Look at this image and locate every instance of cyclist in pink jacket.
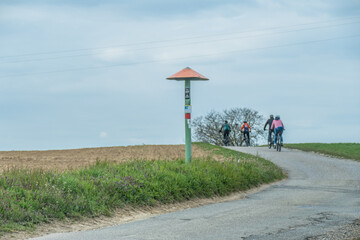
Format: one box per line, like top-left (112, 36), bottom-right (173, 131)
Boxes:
top-left (271, 115), bottom-right (285, 146)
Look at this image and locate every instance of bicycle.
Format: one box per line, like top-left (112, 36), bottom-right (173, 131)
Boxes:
top-left (224, 133), bottom-right (230, 146)
top-left (242, 131), bottom-right (250, 147)
top-left (268, 131), bottom-right (275, 149)
top-left (275, 129), bottom-right (283, 152)
top-left (220, 130), bottom-right (230, 146)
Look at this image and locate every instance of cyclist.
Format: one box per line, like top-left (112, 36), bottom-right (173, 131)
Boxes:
top-left (264, 115), bottom-right (275, 145)
top-left (219, 121), bottom-right (231, 144)
top-left (271, 115), bottom-right (285, 146)
top-left (241, 121), bottom-right (251, 146)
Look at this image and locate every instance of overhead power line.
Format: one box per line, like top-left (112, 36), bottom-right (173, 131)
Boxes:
top-left (0, 15), bottom-right (359, 60)
top-left (1, 34), bottom-right (359, 79)
top-left (1, 20), bottom-right (359, 64)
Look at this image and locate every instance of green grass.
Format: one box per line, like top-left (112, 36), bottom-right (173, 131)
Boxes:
top-left (285, 143), bottom-right (360, 161)
top-left (0, 143), bottom-right (285, 235)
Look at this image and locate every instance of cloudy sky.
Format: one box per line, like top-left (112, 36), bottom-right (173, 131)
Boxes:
top-left (0, 0), bottom-right (359, 150)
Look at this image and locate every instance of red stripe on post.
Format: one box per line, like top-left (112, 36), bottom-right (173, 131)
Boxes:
top-left (185, 113), bottom-right (191, 119)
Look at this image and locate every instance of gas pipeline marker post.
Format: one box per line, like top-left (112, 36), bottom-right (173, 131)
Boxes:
top-left (167, 67), bottom-right (209, 163)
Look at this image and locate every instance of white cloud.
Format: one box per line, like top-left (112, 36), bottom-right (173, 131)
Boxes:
top-left (99, 131), bottom-right (108, 138)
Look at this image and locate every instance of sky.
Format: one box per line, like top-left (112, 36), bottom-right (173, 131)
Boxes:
top-left (0, 0), bottom-right (359, 150)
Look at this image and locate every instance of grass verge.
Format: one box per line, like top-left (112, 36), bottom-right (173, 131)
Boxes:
top-left (0, 143), bottom-right (285, 235)
top-left (285, 143), bottom-right (360, 161)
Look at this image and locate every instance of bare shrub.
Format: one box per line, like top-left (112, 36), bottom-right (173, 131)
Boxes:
top-left (193, 107), bottom-right (266, 146)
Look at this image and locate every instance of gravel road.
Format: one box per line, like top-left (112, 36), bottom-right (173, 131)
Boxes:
top-left (30, 147), bottom-right (360, 240)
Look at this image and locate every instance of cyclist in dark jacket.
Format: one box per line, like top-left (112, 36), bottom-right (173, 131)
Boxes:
top-left (219, 121), bottom-right (231, 140)
top-left (264, 115), bottom-right (274, 144)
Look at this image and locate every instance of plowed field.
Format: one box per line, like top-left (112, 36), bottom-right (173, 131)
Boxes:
top-left (0, 145), bottom-right (223, 173)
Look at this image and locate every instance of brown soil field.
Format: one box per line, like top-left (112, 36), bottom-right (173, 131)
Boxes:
top-left (0, 144), bottom-right (225, 173)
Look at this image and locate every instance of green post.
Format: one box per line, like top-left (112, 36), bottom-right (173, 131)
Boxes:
top-left (185, 79), bottom-right (191, 163)
top-left (166, 67), bottom-right (208, 164)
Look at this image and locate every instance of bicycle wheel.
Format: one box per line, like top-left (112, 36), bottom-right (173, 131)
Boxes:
top-left (277, 134), bottom-right (281, 152)
top-left (224, 136), bottom-right (229, 146)
top-left (269, 133), bottom-right (273, 149)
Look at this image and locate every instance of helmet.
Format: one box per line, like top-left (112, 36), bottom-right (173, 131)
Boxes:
top-left (275, 115), bottom-right (280, 119)
top-left (270, 114), bottom-right (274, 118)
top-left (225, 120), bottom-right (228, 123)
top-left (243, 121), bottom-right (247, 123)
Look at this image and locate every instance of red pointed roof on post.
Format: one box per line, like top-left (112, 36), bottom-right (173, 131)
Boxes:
top-left (166, 67), bottom-right (209, 81)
